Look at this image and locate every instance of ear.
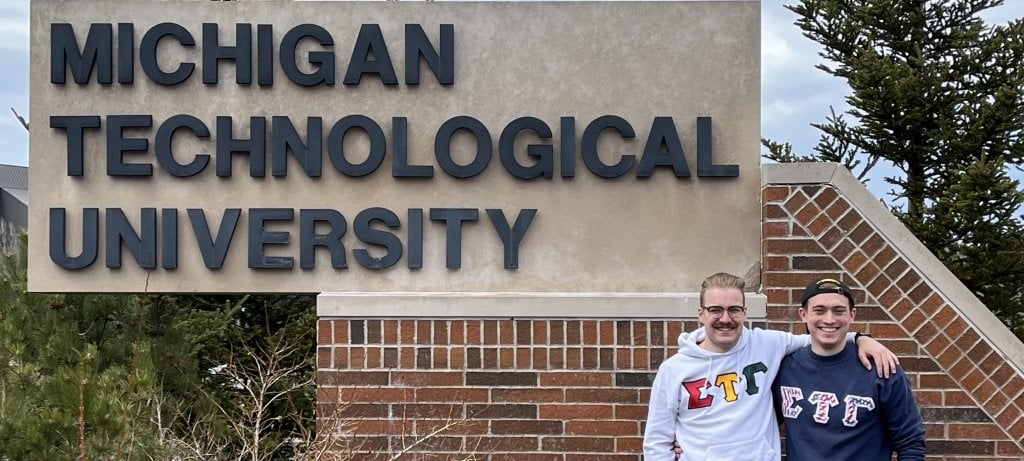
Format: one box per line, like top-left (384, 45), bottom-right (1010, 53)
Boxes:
top-left (850, 307), bottom-right (857, 322)
top-left (798, 307), bottom-right (808, 322)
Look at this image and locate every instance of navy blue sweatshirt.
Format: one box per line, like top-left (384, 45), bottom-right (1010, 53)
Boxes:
top-left (772, 344), bottom-right (926, 461)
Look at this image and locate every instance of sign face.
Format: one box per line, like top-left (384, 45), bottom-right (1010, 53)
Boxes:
top-left (29, 0), bottom-right (760, 294)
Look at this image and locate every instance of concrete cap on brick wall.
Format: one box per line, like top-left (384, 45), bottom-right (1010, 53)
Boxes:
top-left (318, 291), bottom-right (768, 320)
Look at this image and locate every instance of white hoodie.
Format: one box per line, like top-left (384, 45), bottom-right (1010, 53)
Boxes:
top-left (642, 327), bottom-right (813, 461)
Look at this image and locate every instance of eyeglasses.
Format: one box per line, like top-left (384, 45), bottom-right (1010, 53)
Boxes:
top-left (702, 305), bottom-right (746, 319)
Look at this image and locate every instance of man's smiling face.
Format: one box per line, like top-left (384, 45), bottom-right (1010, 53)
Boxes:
top-left (697, 287), bottom-right (746, 353)
top-left (800, 293), bottom-right (856, 355)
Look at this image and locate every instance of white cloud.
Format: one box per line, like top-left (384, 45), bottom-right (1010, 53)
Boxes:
top-left (0, 0), bottom-right (30, 53)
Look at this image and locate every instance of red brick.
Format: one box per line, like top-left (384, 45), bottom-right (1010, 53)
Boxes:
top-left (812, 186), bottom-right (839, 208)
top-left (500, 347), bottom-right (514, 369)
top-left (764, 221), bottom-right (791, 237)
top-left (466, 320), bottom-right (482, 345)
top-left (861, 234), bottom-right (886, 258)
top-left (633, 347), bottom-right (649, 369)
top-left (947, 423), bottom-right (1006, 439)
top-left (990, 363), bottom-right (1018, 388)
top-left (865, 273), bottom-right (891, 298)
top-left (996, 404), bottom-right (1021, 428)
top-left (908, 282), bottom-right (932, 304)
top-left (499, 319), bottom-right (515, 345)
top-left (615, 404), bottom-right (648, 420)
top-left (492, 388), bottom-right (564, 403)
top-left (541, 403), bottom-right (614, 419)
top-left (763, 203), bottom-right (789, 219)
top-left (888, 297), bottom-right (913, 321)
top-left (984, 389), bottom-right (1010, 416)
top-left (783, 191), bottom-right (810, 214)
top-left (763, 238), bottom-right (825, 255)
top-left (843, 250), bottom-right (869, 274)
top-left (334, 320), bottom-right (350, 344)
top-left (919, 373), bottom-right (957, 389)
top-left (351, 347), bottom-right (365, 368)
top-left (831, 240), bottom-right (855, 261)
top-left (847, 221), bottom-right (874, 245)
top-left (997, 440), bottom-right (1024, 456)
top-left (416, 387), bottom-right (489, 402)
top-left (819, 227), bottom-right (844, 250)
top-left (961, 367), bottom-right (986, 393)
top-left (936, 343), bottom-right (964, 370)
top-left (954, 329), bottom-right (981, 355)
top-left (400, 320), bottom-right (415, 344)
top-left (417, 320), bottom-right (432, 345)
top-left (446, 321), bottom-right (463, 345)
top-left (945, 317), bottom-right (969, 339)
top-left (383, 319), bottom-right (399, 344)
top-left (876, 285), bottom-right (902, 310)
top-left (516, 347), bottom-right (531, 369)
top-left (542, 436), bottom-right (615, 452)
top-left (824, 196), bottom-right (850, 219)
top-left (903, 309), bottom-right (927, 333)
top-left (912, 322), bottom-right (938, 344)
top-left (924, 333), bottom-right (951, 358)
top-left (450, 347), bottom-right (465, 369)
top-left (599, 321), bottom-right (615, 345)
top-left (884, 257), bottom-right (909, 280)
top-left (762, 186), bottom-right (790, 203)
top-left (533, 320), bottom-right (548, 345)
top-left (582, 320), bottom-right (599, 344)
top-left (616, 436), bottom-right (644, 454)
top-left (870, 322), bottom-right (908, 338)
top-left (318, 320), bottom-right (333, 344)
top-left (367, 346), bottom-right (382, 368)
top-left (873, 245), bottom-right (897, 269)
top-left (534, 348), bottom-right (548, 369)
top-left (566, 348), bottom-right (582, 369)
top-left (968, 341), bottom-right (993, 366)
top-left (795, 202), bottom-right (822, 225)
top-left (914, 390), bottom-right (943, 406)
top-left (548, 348), bottom-right (565, 369)
top-left (565, 420), bottom-right (638, 436)
top-left (806, 213), bottom-right (832, 236)
top-left (400, 346), bottom-right (416, 368)
top-left (896, 271), bottom-right (921, 292)
top-left (331, 348), bottom-right (348, 368)
top-left (836, 210), bottom-right (862, 233)
top-left (944, 390), bottom-right (975, 407)
top-left (566, 321), bottom-right (582, 345)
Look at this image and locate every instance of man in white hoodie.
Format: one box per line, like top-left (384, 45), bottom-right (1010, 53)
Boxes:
top-left (642, 272), bottom-right (897, 461)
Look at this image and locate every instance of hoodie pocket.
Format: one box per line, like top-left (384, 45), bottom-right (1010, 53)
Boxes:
top-left (703, 437), bottom-right (777, 461)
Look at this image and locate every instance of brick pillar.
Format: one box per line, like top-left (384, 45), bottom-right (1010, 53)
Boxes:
top-left (763, 169), bottom-right (1024, 459)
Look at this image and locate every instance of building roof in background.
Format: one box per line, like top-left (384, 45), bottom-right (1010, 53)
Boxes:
top-left (0, 164), bottom-right (27, 191)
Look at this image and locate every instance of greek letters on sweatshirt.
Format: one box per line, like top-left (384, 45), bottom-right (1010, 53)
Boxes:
top-left (772, 344), bottom-right (926, 461)
top-left (642, 327), bottom-right (813, 461)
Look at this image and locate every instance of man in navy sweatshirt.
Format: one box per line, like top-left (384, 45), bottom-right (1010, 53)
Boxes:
top-left (773, 278), bottom-right (926, 460)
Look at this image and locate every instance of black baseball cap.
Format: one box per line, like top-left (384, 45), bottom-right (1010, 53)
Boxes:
top-left (801, 278), bottom-right (855, 308)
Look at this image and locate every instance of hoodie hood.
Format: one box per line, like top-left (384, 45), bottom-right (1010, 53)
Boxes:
top-left (677, 326), bottom-right (749, 357)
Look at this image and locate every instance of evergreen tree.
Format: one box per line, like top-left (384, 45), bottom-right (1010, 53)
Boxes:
top-left (0, 235), bottom-right (168, 460)
top-left (764, 0), bottom-right (1024, 339)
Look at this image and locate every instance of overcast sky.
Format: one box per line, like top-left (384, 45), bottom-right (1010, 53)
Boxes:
top-left (2, 0), bottom-right (1021, 199)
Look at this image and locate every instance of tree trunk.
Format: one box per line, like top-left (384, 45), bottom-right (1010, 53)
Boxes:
top-left (78, 365), bottom-right (87, 461)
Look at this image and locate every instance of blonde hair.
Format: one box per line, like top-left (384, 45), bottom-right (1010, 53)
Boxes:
top-left (700, 272), bottom-right (745, 306)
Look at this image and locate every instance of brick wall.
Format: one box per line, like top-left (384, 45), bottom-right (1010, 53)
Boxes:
top-left (316, 164), bottom-right (1024, 459)
top-left (316, 318), bottom-right (697, 460)
top-left (762, 164), bottom-right (1024, 459)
